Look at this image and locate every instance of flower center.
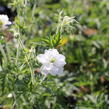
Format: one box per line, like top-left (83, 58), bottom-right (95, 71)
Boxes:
top-left (50, 58), bottom-right (56, 63)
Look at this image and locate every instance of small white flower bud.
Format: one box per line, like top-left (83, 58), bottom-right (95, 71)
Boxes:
top-left (7, 93), bottom-right (13, 98)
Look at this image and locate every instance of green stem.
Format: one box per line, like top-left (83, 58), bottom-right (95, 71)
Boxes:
top-left (0, 44), bottom-right (7, 63)
top-left (18, 36), bottom-right (35, 85)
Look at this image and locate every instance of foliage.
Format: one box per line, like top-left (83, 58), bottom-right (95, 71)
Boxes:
top-left (0, 0), bottom-right (109, 109)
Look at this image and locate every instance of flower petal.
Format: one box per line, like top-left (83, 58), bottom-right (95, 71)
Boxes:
top-left (37, 54), bottom-right (48, 64)
top-left (40, 64), bottom-right (64, 76)
top-left (40, 64), bottom-right (53, 75)
top-left (54, 54), bottom-right (66, 67)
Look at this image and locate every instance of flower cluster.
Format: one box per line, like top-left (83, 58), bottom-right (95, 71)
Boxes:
top-left (0, 15), bottom-right (12, 29)
top-left (37, 49), bottom-right (66, 76)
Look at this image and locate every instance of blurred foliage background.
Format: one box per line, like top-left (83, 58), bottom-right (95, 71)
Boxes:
top-left (0, 0), bottom-right (109, 109)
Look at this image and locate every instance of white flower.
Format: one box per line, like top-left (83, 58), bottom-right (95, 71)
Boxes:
top-left (37, 49), bottom-right (66, 75)
top-left (0, 15), bottom-right (12, 29)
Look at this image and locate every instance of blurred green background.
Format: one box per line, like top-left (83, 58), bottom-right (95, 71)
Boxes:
top-left (0, 0), bottom-right (109, 108)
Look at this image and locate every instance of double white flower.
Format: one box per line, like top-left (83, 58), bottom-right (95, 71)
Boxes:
top-left (37, 49), bottom-right (66, 76)
top-left (0, 15), bottom-right (12, 29)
